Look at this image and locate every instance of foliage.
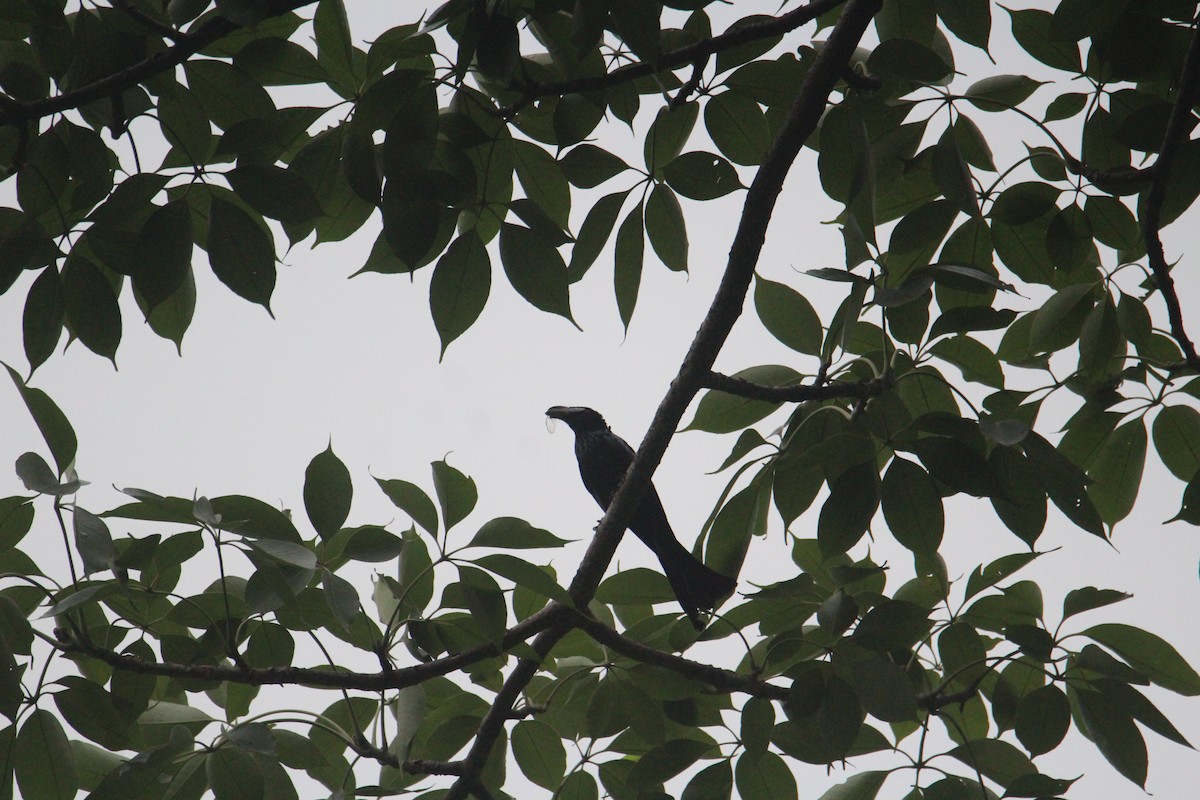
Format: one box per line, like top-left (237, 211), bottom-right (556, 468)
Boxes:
top-left (2, 0), bottom-right (1200, 799)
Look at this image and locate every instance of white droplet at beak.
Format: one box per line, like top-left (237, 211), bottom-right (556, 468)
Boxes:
top-left (545, 416), bottom-right (558, 433)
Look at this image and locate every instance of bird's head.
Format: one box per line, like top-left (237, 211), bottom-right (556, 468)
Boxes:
top-left (546, 406), bottom-right (608, 433)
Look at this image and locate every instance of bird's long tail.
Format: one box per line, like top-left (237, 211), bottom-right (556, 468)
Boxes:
top-left (655, 542), bottom-right (736, 629)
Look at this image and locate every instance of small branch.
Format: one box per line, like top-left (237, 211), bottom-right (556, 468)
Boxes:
top-left (112, 0), bottom-right (184, 42)
top-left (499, 0), bottom-right (848, 116)
top-left (668, 55), bottom-right (709, 109)
top-left (1063, 155), bottom-right (1153, 187)
top-left (1142, 19), bottom-right (1200, 371)
top-left (59, 601), bottom-right (569, 691)
top-left (703, 371), bottom-right (890, 403)
top-left (405, 759), bottom-right (465, 776)
top-left (0, 0), bottom-right (317, 128)
top-left (574, 614), bottom-right (789, 701)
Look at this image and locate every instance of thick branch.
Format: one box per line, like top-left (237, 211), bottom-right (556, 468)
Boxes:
top-left (1142, 19), bottom-right (1200, 371)
top-left (703, 370), bottom-right (890, 403)
top-left (60, 601), bottom-right (568, 691)
top-left (445, 1), bottom-right (883, 796)
top-left (499, 0), bottom-right (847, 116)
top-left (0, 1), bottom-right (317, 128)
top-left (574, 615), bottom-right (788, 701)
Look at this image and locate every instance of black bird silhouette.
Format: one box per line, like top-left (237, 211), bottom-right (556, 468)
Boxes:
top-left (546, 406), bottom-right (736, 629)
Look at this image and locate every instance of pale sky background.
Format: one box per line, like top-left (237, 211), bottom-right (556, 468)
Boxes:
top-left (0, 1), bottom-right (1197, 797)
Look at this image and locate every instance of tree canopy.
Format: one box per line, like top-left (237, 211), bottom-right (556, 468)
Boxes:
top-left (2, 1), bottom-right (1200, 799)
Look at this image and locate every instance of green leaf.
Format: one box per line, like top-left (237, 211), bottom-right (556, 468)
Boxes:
top-left (988, 446), bottom-right (1046, 545)
top-left (629, 738), bottom-right (713, 791)
top-left (207, 745), bottom-right (265, 800)
top-left (645, 183), bottom-right (687, 272)
top-left (475, 554), bottom-right (570, 604)
top-left (568, 189), bottom-right (629, 281)
top-left (1006, 8), bottom-right (1081, 72)
top-left (930, 335), bottom-right (1004, 388)
top-left (881, 458), bottom-right (943, 556)
top-left (734, 750), bottom-right (796, 800)
top-left (1030, 283), bottom-right (1095, 353)
top-left (1023, 432), bottom-right (1104, 536)
top-left (1063, 587), bottom-right (1132, 620)
top-left (685, 365), bottom-right (800, 433)
top-left (431, 459), bottom-right (476, 532)
top-left (430, 230), bottom-right (490, 358)
top-left (964, 551), bottom-right (1042, 599)
top-left (1012, 690), bottom-right (1070, 758)
top-left (375, 477), bottom-right (438, 535)
top-left (498, 223), bottom-right (574, 323)
top-left (62, 256), bottom-right (121, 361)
top-left (754, 276), bottom-right (822, 355)
top-left (511, 719), bottom-right (566, 790)
top-left (380, 180), bottom-right (450, 269)
top-left (937, 0), bottom-right (991, 50)
top-left (1071, 685), bottom-right (1147, 787)
top-left (819, 462), bottom-right (880, 556)
top-left (234, 37), bottom-right (327, 85)
top-left (867, 37), bottom-right (953, 83)
top-left (1153, 405), bottom-right (1200, 482)
top-left (705, 91), bottom-right (769, 166)
top-left (614, 200), bottom-right (644, 331)
top-left (852, 600), bottom-right (930, 652)
top-left (816, 770), bottom-right (888, 800)
top-left (663, 151), bottom-right (743, 200)
top-left (679, 760), bottom-right (731, 800)
top-left (210, 495), bottom-right (302, 541)
top-left (207, 196), bottom-right (275, 310)
top-left (53, 676), bottom-right (137, 751)
top-left (73, 507), bottom-right (115, 575)
top-left (1045, 92), bottom-right (1088, 122)
top-left (644, 102), bottom-right (698, 172)
top-left (131, 199), bottom-right (193, 312)
top-left (966, 74), bottom-right (1046, 111)
top-left (1086, 418), bottom-right (1147, 528)
top-left (610, 0), bottom-right (661, 62)
top-left (23, 266), bottom-right (63, 372)
top-left (947, 738), bottom-right (1035, 788)
top-left (1083, 623), bottom-right (1200, 696)
top-left (321, 568), bottom-right (361, 629)
top-left (850, 658), bottom-right (918, 723)
top-left (468, 517), bottom-right (569, 549)
top-left (314, 0), bottom-right (357, 90)
top-left (15, 709), bottom-right (77, 800)
top-left (227, 163), bottom-right (324, 224)
top-left (4, 364), bottom-right (76, 474)
top-left (304, 443), bottom-right (352, 540)
top-left (0, 496), bottom-right (33, 550)
top-left (939, 622), bottom-right (988, 689)
top-left (741, 696), bottom-right (775, 754)
top-left (559, 144), bottom-right (629, 188)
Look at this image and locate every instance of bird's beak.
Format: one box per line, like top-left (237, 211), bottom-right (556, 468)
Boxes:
top-left (545, 406), bottom-right (577, 420)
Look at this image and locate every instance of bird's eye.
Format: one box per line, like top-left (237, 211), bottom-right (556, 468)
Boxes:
top-left (546, 417), bottom-right (558, 433)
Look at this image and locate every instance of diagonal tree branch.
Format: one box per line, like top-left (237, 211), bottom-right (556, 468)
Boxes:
top-left (444, 1), bottom-right (884, 796)
top-left (0, 0), bottom-right (318, 128)
top-left (1142, 18), bottom-right (1200, 371)
top-left (498, 0), bottom-right (847, 117)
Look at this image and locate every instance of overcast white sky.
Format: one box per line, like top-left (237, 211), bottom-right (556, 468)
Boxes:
top-left (1, 2), bottom-right (1198, 797)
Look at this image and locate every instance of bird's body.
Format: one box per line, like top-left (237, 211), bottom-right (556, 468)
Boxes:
top-left (546, 406), bottom-right (736, 629)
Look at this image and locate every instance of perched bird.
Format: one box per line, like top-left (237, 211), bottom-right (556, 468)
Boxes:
top-left (546, 406), bottom-right (736, 629)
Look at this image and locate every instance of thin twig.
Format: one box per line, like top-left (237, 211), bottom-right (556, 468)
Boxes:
top-left (498, 0), bottom-right (848, 117)
top-left (703, 370), bottom-right (890, 403)
top-left (1142, 19), bottom-right (1200, 371)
